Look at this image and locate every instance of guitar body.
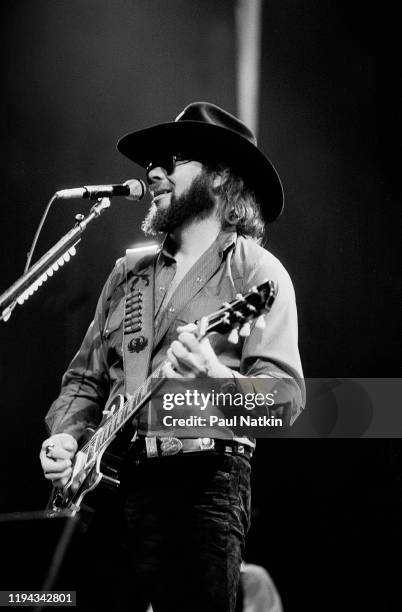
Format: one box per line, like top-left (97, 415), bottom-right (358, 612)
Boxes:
top-left (47, 394), bottom-right (133, 516)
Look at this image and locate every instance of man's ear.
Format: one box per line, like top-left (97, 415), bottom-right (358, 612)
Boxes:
top-left (212, 166), bottom-right (229, 190)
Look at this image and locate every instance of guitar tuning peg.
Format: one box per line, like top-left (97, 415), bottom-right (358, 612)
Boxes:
top-left (255, 315), bottom-right (266, 330)
top-left (239, 322), bottom-right (251, 337)
top-left (228, 328), bottom-right (239, 344)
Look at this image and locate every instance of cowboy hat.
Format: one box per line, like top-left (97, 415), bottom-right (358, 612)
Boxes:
top-left (117, 102), bottom-right (284, 223)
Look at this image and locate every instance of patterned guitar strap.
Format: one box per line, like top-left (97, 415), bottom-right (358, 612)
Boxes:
top-left (123, 245), bottom-right (159, 396)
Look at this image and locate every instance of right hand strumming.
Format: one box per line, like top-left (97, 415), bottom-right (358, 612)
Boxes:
top-left (39, 433), bottom-right (78, 487)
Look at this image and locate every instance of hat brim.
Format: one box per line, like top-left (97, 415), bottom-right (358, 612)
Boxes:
top-left (117, 121), bottom-right (284, 223)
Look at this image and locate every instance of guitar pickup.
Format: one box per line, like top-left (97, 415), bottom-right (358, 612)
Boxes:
top-left (101, 473), bottom-right (120, 488)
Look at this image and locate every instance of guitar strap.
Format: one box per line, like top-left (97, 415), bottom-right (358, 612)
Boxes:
top-left (123, 246), bottom-right (158, 395)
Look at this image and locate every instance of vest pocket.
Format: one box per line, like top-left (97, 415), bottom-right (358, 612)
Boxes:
top-left (103, 299), bottom-right (124, 339)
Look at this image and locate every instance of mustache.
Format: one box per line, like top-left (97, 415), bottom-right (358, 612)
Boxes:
top-left (149, 181), bottom-right (172, 197)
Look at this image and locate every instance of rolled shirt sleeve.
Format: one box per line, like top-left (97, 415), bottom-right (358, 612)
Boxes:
top-left (230, 239), bottom-right (305, 425)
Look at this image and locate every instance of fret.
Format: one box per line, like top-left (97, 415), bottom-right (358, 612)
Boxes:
top-left (87, 436), bottom-right (95, 454)
top-left (93, 431), bottom-right (100, 449)
top-left (90, 438), bottom-right (96, 453)
top-left (122, 401), bottom-right (130, 421)
top-left (110, 412), bottom-right (119, 434)
top-left (139, 382), bottom-right (147, 398)
top-left (154, 364), bottom-right (164, 379)
top-left (117, 408), bottom-right (127, 429)
top-left (137, 387), bottom-right (146, 404)
top-left (86, 437), bottom-right (97, 462)
top-left (125, 398), bottom-right (133, 418)
top-left (100, 427), bottom-right (111, 448)
top-left (104, 419), bottom-right (112, 441)
top-left (95, 432), bottom-right (103, 451)
top-left (103, 417), bottom-right (110, 442)
top-left (115, 409), bottom-right (123, 428)
top-left (122, 401), bottom-right (132, 422)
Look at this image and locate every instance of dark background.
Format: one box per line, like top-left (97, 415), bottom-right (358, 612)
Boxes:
top-left (0, 1), bottom-right (401, 610)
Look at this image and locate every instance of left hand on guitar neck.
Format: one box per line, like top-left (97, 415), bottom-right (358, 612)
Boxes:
top-left (164, 321), bottom-right (234, 379)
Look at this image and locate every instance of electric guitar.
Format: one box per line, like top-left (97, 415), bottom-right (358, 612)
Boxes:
top-left (46, 280), bottom-right (278, 515)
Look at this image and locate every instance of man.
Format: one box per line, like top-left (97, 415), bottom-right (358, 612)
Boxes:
top-left (40, 102), bottom-right (304, 611)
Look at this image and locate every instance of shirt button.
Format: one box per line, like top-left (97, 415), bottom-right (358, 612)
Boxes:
top-left (168, 306), bottom-right (175, 313)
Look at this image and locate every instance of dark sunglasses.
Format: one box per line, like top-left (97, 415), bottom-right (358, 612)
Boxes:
top-left (146, 154), bottom-right (195, 177)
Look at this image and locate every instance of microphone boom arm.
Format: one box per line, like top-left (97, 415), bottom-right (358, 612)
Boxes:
top-left (0, 197), bottom-right (111, 322)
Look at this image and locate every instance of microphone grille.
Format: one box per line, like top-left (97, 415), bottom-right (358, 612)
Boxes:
top-left (124, 179), bottom-right (147, 201)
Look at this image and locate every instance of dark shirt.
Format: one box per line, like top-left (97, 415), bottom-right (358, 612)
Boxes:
top-left (45, 230), bottom-right (304, 441)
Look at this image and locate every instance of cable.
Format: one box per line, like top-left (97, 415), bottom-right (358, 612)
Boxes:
top-left (1, 193), bottom-right (58, 321)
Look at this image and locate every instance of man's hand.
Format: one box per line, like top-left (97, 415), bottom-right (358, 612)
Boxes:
top-left (163, 321), bottom-right (234, 379)
top-left (39, 433), bottom-right (78, 487)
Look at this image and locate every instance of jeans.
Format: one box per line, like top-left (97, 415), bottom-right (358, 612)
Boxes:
top-left (118, 451), bottom-right (251, 612)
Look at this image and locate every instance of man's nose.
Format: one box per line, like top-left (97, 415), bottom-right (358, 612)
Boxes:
top-left (147, 165), bottom-right (169, 184)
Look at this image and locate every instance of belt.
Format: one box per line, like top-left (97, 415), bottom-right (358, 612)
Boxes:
top-left (131, 436), bottom-right (253, 460)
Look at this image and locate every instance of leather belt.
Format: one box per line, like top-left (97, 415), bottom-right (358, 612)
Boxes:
top-left (132, 436), bottom-right (253, 459)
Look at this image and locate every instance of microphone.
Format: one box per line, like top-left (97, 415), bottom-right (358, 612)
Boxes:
top-left (56, 179), bottom-right (147, 201)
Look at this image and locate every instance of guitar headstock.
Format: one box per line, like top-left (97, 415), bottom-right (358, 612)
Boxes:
top-left (198, 280), bottom-right (278, 343)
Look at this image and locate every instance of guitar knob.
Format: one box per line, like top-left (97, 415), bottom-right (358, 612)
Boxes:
top-left (255, 315), bottom-right (266, 330)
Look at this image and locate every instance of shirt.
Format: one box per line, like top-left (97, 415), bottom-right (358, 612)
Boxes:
top-left (45, 230), bottom-right (304, 441)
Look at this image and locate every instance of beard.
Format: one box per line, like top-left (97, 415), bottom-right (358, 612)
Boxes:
top-left (141, 169), bottom-right (216, 236)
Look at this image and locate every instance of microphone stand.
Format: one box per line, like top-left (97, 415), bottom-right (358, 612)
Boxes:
top-left (0, 197), bottom-right (111, 322)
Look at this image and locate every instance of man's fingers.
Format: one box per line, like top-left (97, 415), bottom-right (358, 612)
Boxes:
top-left (42, 457), bottom-right (72, 473)
top-left (162, 360), bottom-right (182, 378)
top-left (42, 434), bottom-right (78, 454)
top-left (176, 323), bottom-right (198, 334)
top-left (169, 342), bottom-right (193, 369)
top-left (177, 332), bottom-right (216, 363)
top-left (176, 332), bottom-right (204, 354)
top-left (166, 347), bottom-right (181, 371)
top-left (43, 466), bottom-right (72, 484)
top-left (58, 439), bottom-right (77, 453)
top-left (170, 340), bottom-right (193, 361)
top-left (170, 340), bottom-right (206, 375)
top-left (49, 473), bottom-right (72, 487)
top-left (40, 434), bottom-right (78, 486)
top-left (166, 329), bottom-right (223, 378)
top-left (40, 447), bottom-right (73, 461)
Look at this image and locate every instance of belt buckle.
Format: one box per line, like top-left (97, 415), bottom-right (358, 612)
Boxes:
top-left (199, 437), bottom-right (215, 451)
top-left (160, 437), bottom-right (183, 457)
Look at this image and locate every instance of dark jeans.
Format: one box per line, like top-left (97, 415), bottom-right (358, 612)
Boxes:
top-left (118, 451), bottom-right (251, 612)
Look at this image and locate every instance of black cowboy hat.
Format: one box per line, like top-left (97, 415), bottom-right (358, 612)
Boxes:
top-left (117, 102), bottom-right (284, 223)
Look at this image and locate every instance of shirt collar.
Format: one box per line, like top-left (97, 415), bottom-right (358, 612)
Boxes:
top-left (217, 227), bottom-right (237, 258)
top-left (159, 227), bottom-right (237, 265)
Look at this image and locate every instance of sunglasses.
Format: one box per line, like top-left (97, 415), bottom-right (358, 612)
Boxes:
top-left (146, 154), bottom-right (196, 177)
